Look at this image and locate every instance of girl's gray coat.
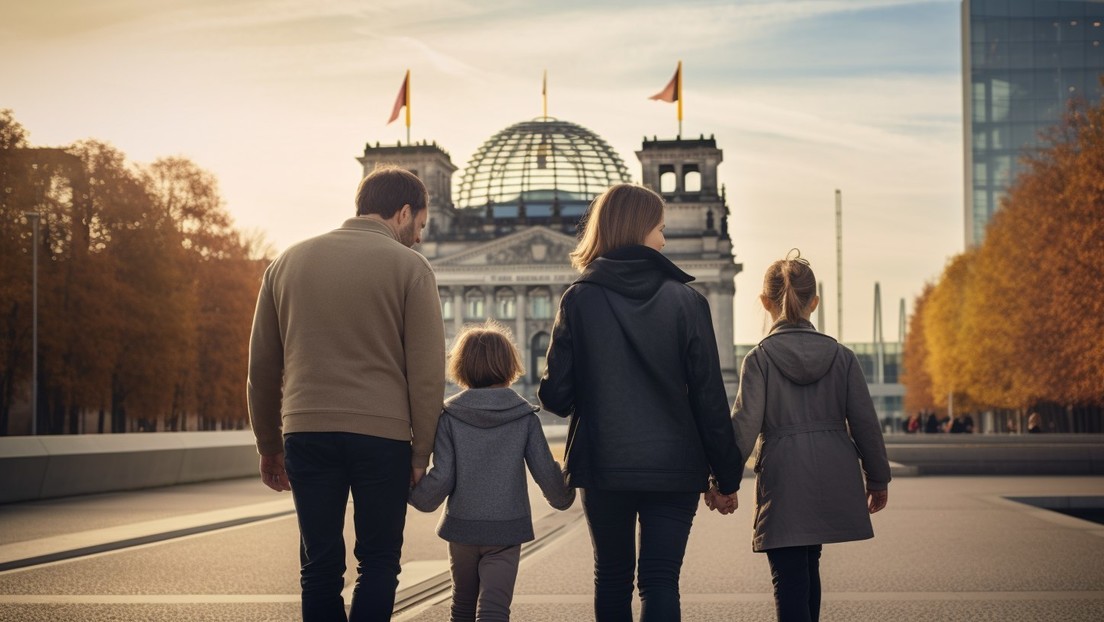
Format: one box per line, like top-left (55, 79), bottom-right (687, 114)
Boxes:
top-left (732, 320), bottom-right (891, 552)
top-left (409, 388), bottom-right (574, 546)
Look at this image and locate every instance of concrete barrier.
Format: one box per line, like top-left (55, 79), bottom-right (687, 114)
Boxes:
top-left (883, 434), bottom-right (1104, 475)
top-left (3, 430), bottom-right (1100, 504)
top-left (0, 432), bottom-right (258, 504)
top-left (0, 426), bottom-right (573, 504)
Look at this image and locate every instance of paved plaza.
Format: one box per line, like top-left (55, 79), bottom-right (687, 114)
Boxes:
top-left (0, 470), bottom-right (1102, 620)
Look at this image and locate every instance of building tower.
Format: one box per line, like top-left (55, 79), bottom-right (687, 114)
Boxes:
top-left (636, 135), bottom-right (741, 388)
top-left (355, 122), bottom-right (741, 402)
top-left (357, 140), bottom-right (459, 250)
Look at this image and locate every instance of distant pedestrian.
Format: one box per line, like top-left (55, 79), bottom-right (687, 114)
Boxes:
top-left (905, 413), bottom-right (921, 434)
top-left (949, 414), bottom-right (974, 434)
top-left (1027, 412), bottom-right (1043, 434)
top-left (725, 249), bottom-right (891, 622)
top-left (248, 166), bottom-right (446, 621)
top-left (539, 183), bottom-right (744, 622)
top-left (924, 411), bottom-right (941, 434)
top-left (411, 322), bottom-right (574, 622)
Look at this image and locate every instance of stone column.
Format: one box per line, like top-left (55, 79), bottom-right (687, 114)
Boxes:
top-left (452, 288), bottom-right (463, 335)
top-left (482, 286), bottom-right (493, 321)
top-left (515, 286), bottom-right (527, 362)
top-left (713, 276), bottom-right (738, 403)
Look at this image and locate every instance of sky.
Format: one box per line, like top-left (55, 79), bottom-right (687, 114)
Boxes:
top-left (1, 0), bottom-right (966, 344)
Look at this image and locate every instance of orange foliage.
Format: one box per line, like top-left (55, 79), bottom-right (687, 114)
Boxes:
top-left (910, 98), bottom-right (1104, 415)
top-left (901, 283), bottom-right (936, 413)
top-left (0, 111), bottom-right (270, 434)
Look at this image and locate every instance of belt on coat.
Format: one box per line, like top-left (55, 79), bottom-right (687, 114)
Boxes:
top-left (762, 420), bottom-right (847, 441)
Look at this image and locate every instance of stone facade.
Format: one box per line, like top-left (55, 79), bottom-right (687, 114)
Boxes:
top-left (359, 124), bottom-right (741, 401)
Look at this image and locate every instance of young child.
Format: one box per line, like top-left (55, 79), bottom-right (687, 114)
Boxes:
top-left (410, 322), bottom-right (574, 621)
top-left (720, 250), bottom-right (891, 622)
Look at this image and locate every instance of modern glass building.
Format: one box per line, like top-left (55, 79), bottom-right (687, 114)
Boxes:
top-left (963, 0), bottom-right (1104, 246)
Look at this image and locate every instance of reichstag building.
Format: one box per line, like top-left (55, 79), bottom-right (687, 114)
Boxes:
top-left (358, 117), bottom-right (741, 400)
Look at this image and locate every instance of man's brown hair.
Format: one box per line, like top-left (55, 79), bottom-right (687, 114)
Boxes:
top-left (448, 321), bottom-right (525, 389)
top-left (355, 165), bottom-right (429, 218)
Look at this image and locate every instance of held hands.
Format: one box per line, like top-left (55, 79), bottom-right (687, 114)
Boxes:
top-left (704, 485), bottom-right (739, 515)
top-left (410, 466), bottom-right (426, 488)
top-left (867, 488), bottom-right (888, 514)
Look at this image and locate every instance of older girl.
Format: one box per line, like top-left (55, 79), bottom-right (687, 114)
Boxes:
top-left (725, 250), bottom-right (891, 622)
top-left (539, 183), bottom-right (743, 622)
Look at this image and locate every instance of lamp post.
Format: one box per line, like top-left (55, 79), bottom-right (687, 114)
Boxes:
top-left (23, 212), bottom-right (39, 436)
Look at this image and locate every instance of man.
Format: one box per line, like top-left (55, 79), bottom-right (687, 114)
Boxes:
top-left (248, 166), bottom-right (445, 621)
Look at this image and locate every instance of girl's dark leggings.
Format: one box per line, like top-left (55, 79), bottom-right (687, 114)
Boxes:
top-left (765, 544), bottom-right (823, 622)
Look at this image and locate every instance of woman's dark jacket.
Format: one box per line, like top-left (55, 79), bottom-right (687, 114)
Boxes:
top-left (537, 246), bottom-right (744, 495)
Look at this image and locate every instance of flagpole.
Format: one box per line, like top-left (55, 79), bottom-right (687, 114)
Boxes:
top-left (542, 70), bottom-right (548, 119)
top-left (406, 70), bottom-right (412, 143)
top-left (677, 60), bottom-right (683, 137)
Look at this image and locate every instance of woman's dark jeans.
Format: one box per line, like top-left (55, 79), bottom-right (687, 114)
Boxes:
top-left (582, 489), bottom-right (699, 622)
top-left (284, 432), bottom-right (411, 622)
top-left (765, 544), bottom-right (823, 622)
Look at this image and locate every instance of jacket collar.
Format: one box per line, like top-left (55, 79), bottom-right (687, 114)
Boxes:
top-left (340, 217), bottom-right (398, 242)
top-left (444, 387), bottom-right (539, 429)
top-left (767, 317), bottom-right (818, 336)
top-left (579, 245), bottom-right (695, 285)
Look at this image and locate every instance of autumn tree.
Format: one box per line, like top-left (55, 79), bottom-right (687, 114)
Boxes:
top-left (0, 110), bottom-right (33, 434)
top-left (908, 96), bottom-right (1104, 430)
top-left (142, 157), bottom-right (266, 431)
top-left (921, 251), bottom-right (986, 415)
top-left (991, 99), bottom-right (1104, 429)
top-left (901, 283), bottom-right (936, 414)
top-left (0, 111), bottom-right (270, 435)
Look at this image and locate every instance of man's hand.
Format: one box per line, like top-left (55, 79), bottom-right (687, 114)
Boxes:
top-left (867, 488), bottom-right (888, 514)
top-left (410, 467), bottom-right (426, 488)
top-left (260, 453), bottom-right (291, 492)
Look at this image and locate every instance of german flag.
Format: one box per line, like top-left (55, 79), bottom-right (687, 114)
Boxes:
top-left (388, 70), bottom-right (410, 125)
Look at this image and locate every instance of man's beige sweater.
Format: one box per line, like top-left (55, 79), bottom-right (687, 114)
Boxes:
top-left (247, 218), bottom-right (445, 467)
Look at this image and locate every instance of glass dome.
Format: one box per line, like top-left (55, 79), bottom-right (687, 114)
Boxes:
top-left (456, 117), bottom-right (632, 210)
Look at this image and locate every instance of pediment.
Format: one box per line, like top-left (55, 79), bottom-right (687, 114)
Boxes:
top-left (432, 226), bottom-right (578, 267)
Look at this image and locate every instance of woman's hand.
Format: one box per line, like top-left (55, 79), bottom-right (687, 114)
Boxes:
top-left (867, 488), bottom-right (888, 514)
top-left (704, 486), bottom-right (739, 515)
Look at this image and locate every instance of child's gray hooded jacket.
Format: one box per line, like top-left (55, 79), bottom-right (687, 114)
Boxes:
top-left (732, 319), bottom-right (891, 552)
top-left (409, 387), bottom-right (575, 546)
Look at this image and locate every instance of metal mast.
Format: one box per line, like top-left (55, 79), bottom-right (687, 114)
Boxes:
top-left (835, 189), bottom-right (842, 341)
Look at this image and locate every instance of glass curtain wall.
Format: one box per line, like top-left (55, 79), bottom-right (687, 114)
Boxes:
top-left (965, 0), bottom-right (1104, 246)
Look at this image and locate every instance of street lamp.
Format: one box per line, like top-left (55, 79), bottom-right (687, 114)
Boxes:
top-left (23, 212), bottom-right (39, 436)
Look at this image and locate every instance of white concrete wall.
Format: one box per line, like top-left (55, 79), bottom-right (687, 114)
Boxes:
top-left (0, 432), bottom-right (258, 504)
top-left (0, 427), bottom-right (572, 504)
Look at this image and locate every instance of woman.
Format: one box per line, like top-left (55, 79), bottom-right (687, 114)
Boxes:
top-left (538, 183), bottom-right (743, 621)
top-left (727, 250), bottom-right (891, 622)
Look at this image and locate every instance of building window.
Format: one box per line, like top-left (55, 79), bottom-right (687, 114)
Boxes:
top-left (464, 289), bottom-right (485, 320)
top-left (495, 288), bottom-right (517, 319)
top-left (683, 169), bottom-right (701, 193)
top-left (659, 169), bottom-right (677, 193)
top-left (528, 287), bottom-right (552, 319)
top-left (440, 288), bottom-right (453, 320)
top-left (531, 332), bottom-right (550, 383)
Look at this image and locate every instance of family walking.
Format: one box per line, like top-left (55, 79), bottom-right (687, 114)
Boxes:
top-left (247, 167), bottom-right (892, 622)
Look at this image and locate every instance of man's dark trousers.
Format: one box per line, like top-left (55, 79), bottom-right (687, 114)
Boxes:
top-left (285, 432), bottom-right (411, 622)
